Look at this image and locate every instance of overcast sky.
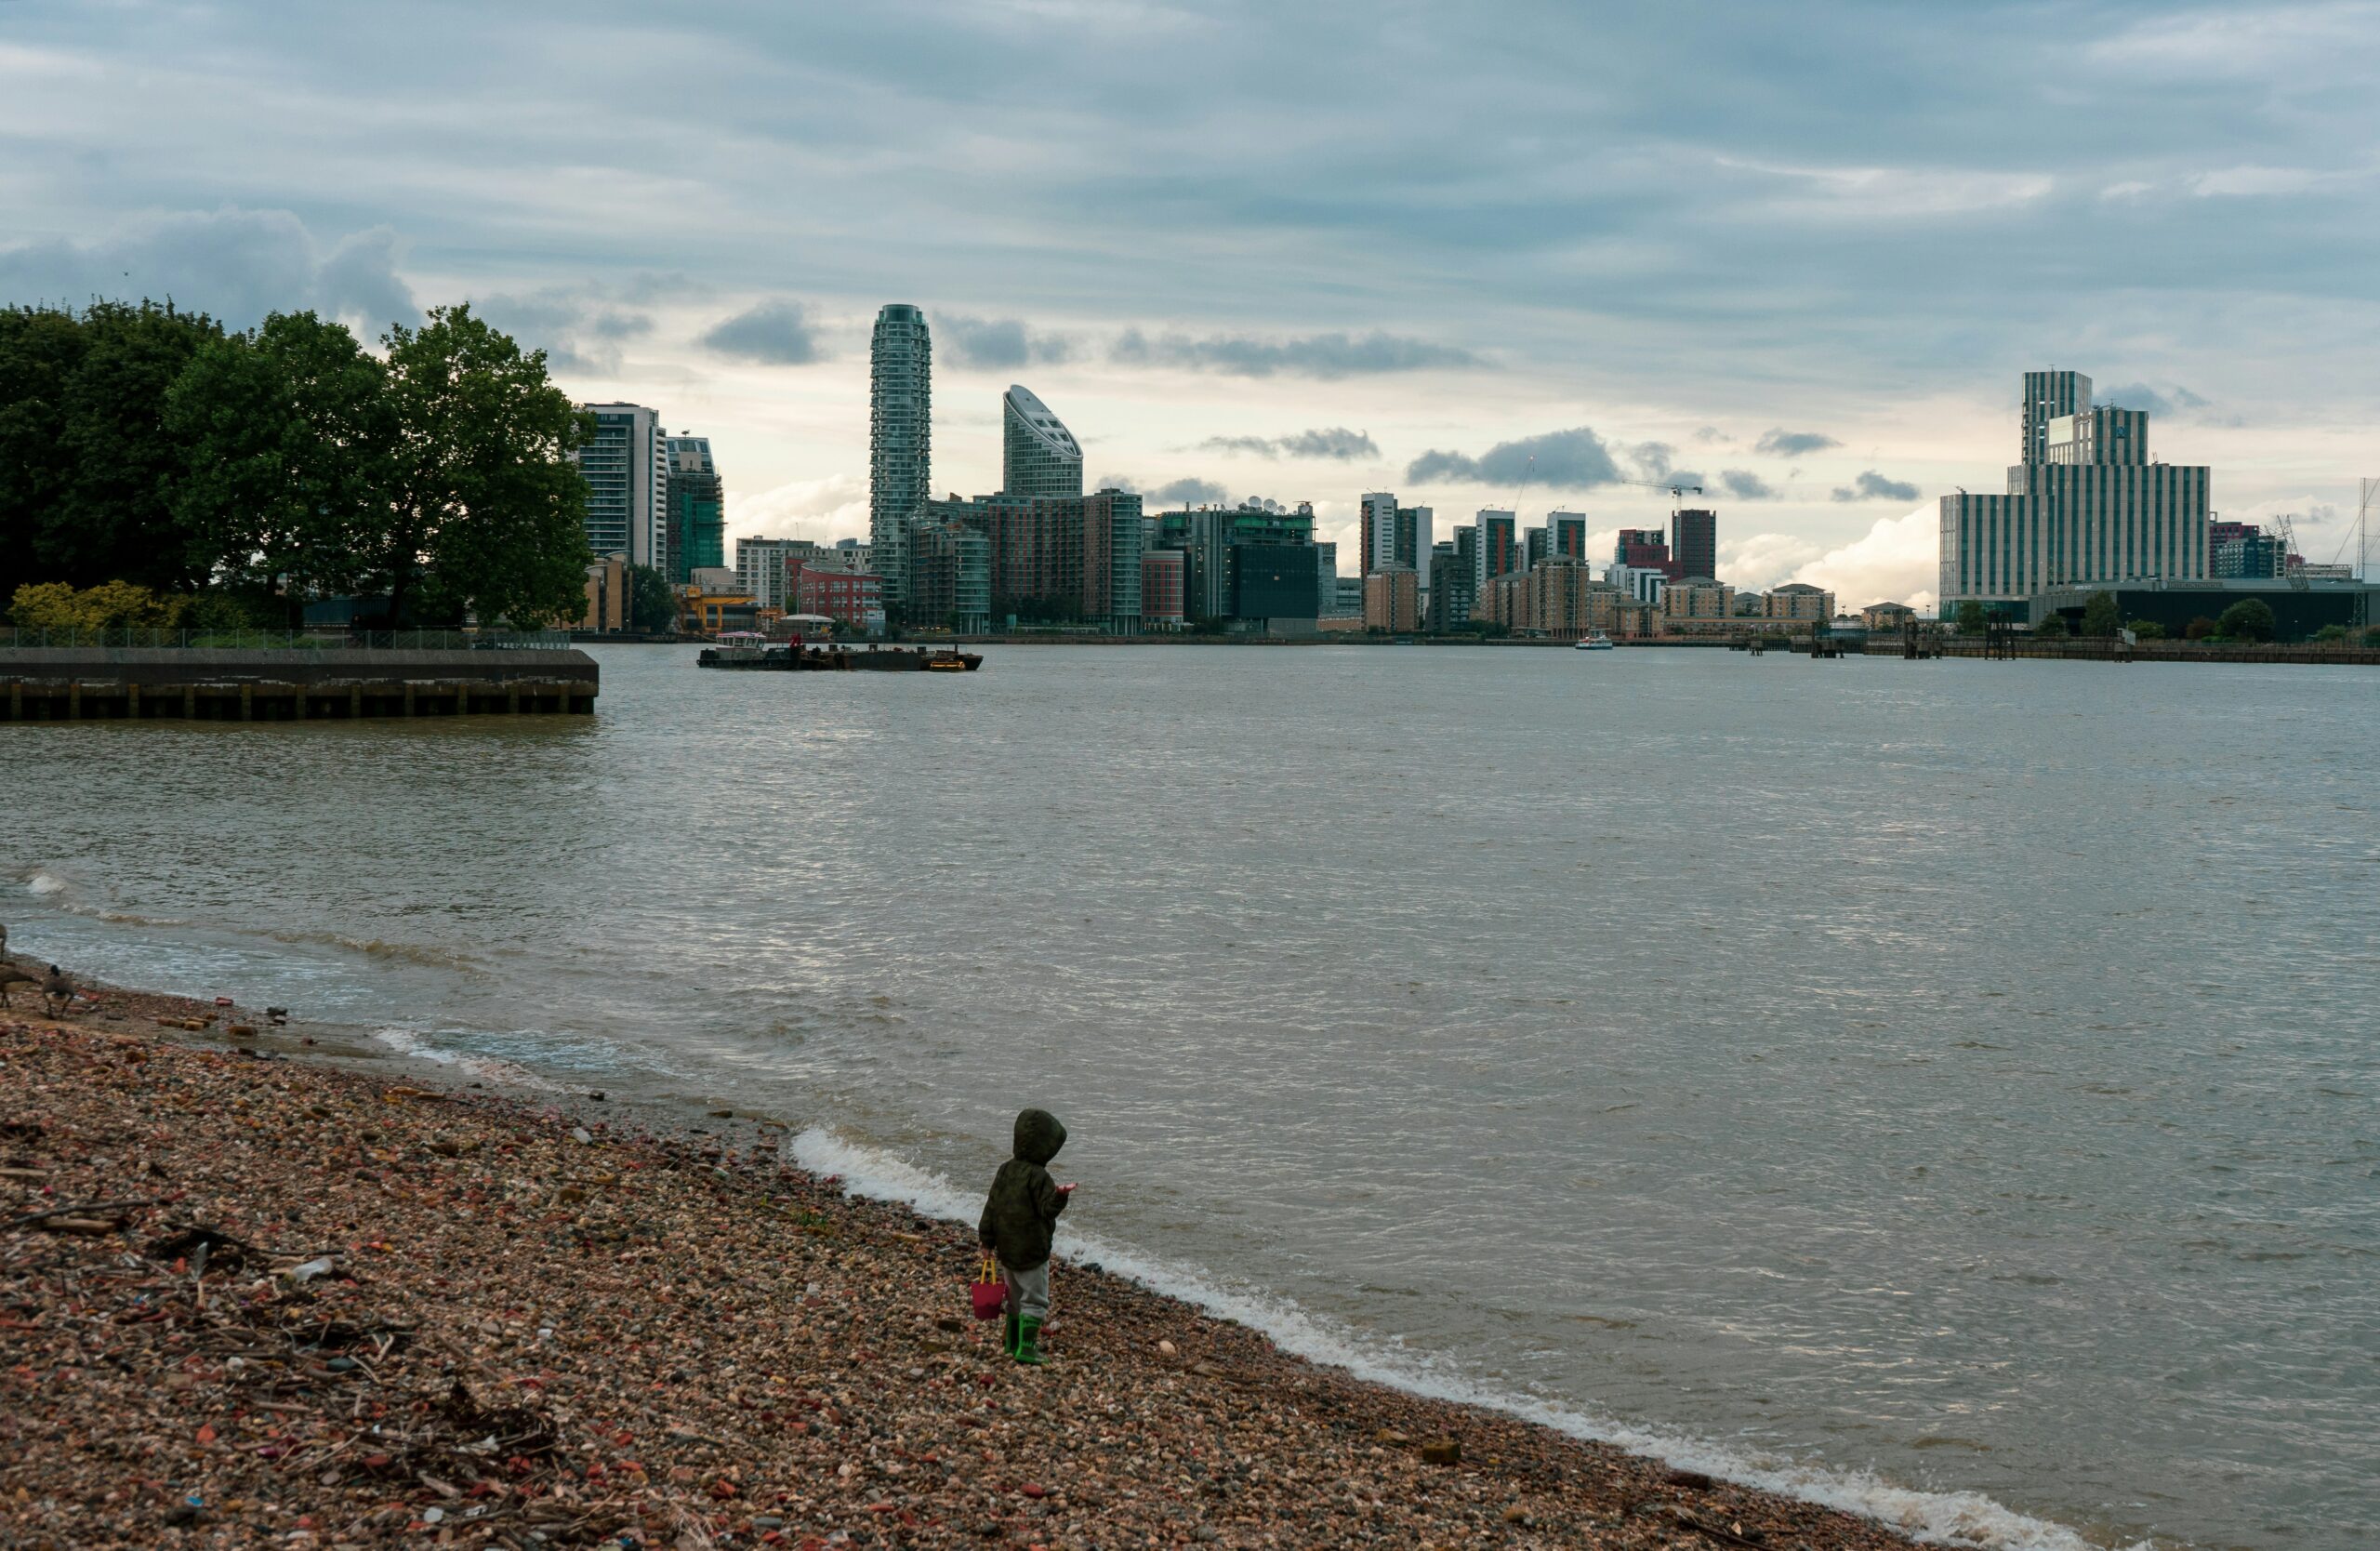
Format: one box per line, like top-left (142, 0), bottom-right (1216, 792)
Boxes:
top-left (7, 1), bottom-right (2377, 606)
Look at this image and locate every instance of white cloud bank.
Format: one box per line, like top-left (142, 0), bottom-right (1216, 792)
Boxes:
top-left (1788, 506), bottom-right (1938, 612)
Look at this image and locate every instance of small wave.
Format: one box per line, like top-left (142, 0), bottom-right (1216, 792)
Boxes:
top-left (267, 930), bottom-right (484, 972)
top-left (25, 869), bottom-right (69, 896)
top-left (789, 1126), bottom-right (2149, 1551)
top-left (370, 1027), bottom-right (562, 1092)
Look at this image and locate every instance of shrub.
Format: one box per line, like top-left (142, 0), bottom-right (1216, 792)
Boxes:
top-left (2311, 623), bottom-right (2349, 643)
top-left (8, 580), bottom-right (188, 631)
top-left (2215, 597), bottom-right (2277, 643)
top-left (2125, 618), bottom-right (2165, 640)
top-left (2035, 614), bottom-right (2069, 639)
top-left (2079, 590), bottom-right (2122, 637)
top-left (2184, 616), bottom-right (2218, 642)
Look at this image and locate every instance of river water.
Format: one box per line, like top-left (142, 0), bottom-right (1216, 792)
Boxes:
top-left (6, 644), bottom-right (2376, 1550)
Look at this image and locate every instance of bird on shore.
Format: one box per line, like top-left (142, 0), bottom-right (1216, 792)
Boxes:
top-left (0, 958), bottom-right (37, 1009)
top-left (266, 1007), bottom-right (289, 1026)
top-left (43, 966), bottom-right (75, 1018)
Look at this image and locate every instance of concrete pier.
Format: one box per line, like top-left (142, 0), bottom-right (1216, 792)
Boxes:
top-left (0, 648), bottom-right (600, 722)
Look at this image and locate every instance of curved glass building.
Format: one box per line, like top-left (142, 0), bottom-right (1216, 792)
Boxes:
top-left (1002, 384), bottom-right (1083, 502)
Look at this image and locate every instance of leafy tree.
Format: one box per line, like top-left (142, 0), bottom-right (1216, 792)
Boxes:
top-left (2080, 590), bottom-right (2122, 638)
top-left (165, 311), bottom-right (394, 602)
top-left (2125, 618), bottom-right (2165, 640)
top-left (9, 579), bottom-right (187, 631)
top-left (2035, 613), bottom-right (2069, 639)
top-left (376, 304), bottom-right (593, 628)
top-left (0, 300), bottom-right (223, 597)
top-left (2310, 623), bottom-right (2349, 643)
top-left (2215, 597), bottom-right (2277, 643)
top-left (2184, 615), bottom-right (2218, 641)
top-left (1953, 599), bottom-right (1987, 634)
top-left (625, 563), bottom-right (678, 633)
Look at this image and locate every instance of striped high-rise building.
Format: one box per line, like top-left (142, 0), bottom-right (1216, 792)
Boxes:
top-left (869, 305), bottom-right (932, 608)
top-left (574, 404), bottom-right (668, 569)
top-left (1938, 370), bottom-right (2209, 616)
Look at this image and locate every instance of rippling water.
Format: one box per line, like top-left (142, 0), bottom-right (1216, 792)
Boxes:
top-left (7, 644), bottom-right (2376, 1550)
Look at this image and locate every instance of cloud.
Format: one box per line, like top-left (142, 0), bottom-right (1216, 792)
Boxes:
top-left (1755, 429), bottom-right (1840, 457)
top-left (700, 299), bottom-right (825, 365)
top-left (1832, 470), bottom-right (1922, 502)
top-left (1199, 427), bottom-right (1379, 460)
top-left (936, 312), bottom-right (1072, 370)
top-left (0, 205), bottom-right (417, 334)
top-left (1152, 475), bottom-right (1232, 506)
top-left (1693, 426), bottom-right (1733, 444)
top-left (1722, 531), bottom-right (1824, 590)
top-left (469, 285), bottom-right (659, 374)
top-left (1719, 470), bottom-right (1778, 499)
top-left (1112, 328), bottom-right (1477, 378)
top-left (729, 473), bottom-right (868, 545)
top-left (1406, 427), bottom-right (1620, 490)
top-left (2096, 382), bottom-right (2211, 418)
top-left (1789, 506), bottom-right (1939, 612)
top-left (1632, 442), bottom-right (1711, 490)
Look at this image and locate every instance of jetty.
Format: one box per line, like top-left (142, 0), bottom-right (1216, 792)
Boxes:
top-left (0, 638), bottom-right (599, 722)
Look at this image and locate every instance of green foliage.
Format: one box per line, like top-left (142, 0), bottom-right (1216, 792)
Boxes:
top-left (2034, 613), bottom-right (2069, 639)
top-left (2184, 615), bottom-right (2218, 641)
top-left (2310, 623), bottom-right (2349, 643)
top-left (376, 304), bottom-right (595, 628)
top-left (2215, 597), bottom-right (2277, 643)
top-left (0, 300), bottom-right (224, 599)
top-left (9, 579), bottom-right (188, 630)
top-left (625, 563), bottom-right (679, 633)
top-left (166, 311), bottom-right (393, 599)
top-left (1953, 599), bottom-right (1987, 634)
top-left (2125, 618), bottom-right (2166, 640)
top-left (2079, 590), bottom-right (2122, 638)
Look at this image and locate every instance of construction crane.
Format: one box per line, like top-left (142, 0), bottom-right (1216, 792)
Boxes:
top-left (1614, 477), bottom-right (1704, 514)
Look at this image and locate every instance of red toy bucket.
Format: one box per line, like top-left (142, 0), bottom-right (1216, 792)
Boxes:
top-left (971, 1255), bottom-right (1006, 1320)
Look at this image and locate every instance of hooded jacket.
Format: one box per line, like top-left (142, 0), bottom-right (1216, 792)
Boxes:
top-left (977, 1108), bottom-right (1068, 1271)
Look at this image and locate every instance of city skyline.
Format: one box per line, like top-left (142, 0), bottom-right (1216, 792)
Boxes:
top-left (6, 4), bottom-right (2376, 613)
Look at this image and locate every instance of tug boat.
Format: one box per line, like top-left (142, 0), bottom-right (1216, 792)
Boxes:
top-left (1573, 630), bottom-right (1615, 651)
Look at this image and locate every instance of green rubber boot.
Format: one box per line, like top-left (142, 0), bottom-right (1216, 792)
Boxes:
top-left (1013, 1315), bottom-right (1047, 1366)
top-left (1000, 1311), bottom-right (1020, 1358)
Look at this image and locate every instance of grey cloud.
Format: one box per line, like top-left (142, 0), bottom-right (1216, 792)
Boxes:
top-left (1200, 428), bottom-right (1379, 460)
top-left (1756, 429), bottom-right (1841, 457)
top-left (1694, 426), bottom-right (1733, 444)
top-left (1113, 328), bottom-right (1477, 378)
top-left (0, 206), bottom-right (417, 333)
top-left (1720, 470), bottom-right (1778, 499)
top-left (473, 286), bottom-right (653, 374)
top-left (2098, 382), bottom-right (2211, 418)
top-left (1831, 471), bottom-right (1922, 502)
top-left (1406, 427), bottom-right (1620, 490)
top-left (1152, 476), bottom-right (1232, 506)
top-left (936, 313), bottom-right (1072, 370)
top-left (700, 299), bottom-right (826, 365)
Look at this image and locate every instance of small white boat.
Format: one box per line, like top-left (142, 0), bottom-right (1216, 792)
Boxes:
top-left (1574, 630), bottom-right (1614, 651)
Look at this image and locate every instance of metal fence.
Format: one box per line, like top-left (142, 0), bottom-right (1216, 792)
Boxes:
top-left (0, 629), bottom-right (576, 651)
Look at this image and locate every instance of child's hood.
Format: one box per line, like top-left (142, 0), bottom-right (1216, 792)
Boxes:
top-left (1012, 1107), bottom-right (1066, 1165)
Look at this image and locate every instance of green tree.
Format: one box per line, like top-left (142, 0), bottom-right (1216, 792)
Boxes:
top-left (2079, 590), bottom-right (2122, 638)
top-left (2184, 616), bottom-right (2218, 641)
top-left (2215, 597), bottom-right (2277, 643)
top-left (165, 311), bottom-right (395, 603)
top-left (377, 304), bottom-right (593, 628)
top-left (2124, 618), bottom-right (2165, 640)
top-left (625, 563), bottom-right (678, 633)
top-left (8, 579), bottom-right (188, 631)
top-left (0, 300), bottom-right (223, 598)
top-left (2035, 613), bottom-right (2069, 639)
top-left (2310, 623), bottom-right (2349, 643)
top-left (1953, 599), bottom-right (1987, 634)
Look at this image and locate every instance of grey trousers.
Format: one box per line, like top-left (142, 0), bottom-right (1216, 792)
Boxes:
top-left (1002, 1258), bottom-right (1051, 1321)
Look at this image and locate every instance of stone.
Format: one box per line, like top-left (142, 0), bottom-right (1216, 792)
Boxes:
top-left (1421, 1438), bottom-right (1461, 1465)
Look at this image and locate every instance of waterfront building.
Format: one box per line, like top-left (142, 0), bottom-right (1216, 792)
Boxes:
top-left (870, 304), bottom-right (932, 609)
top-left (1671, 509), bottom-right (1717, 582)
top-left (1153, 502), bottom-right (1317, 626)
top-left (1401, 505), bottom-right (1433, 579)
top-left (1939, 367), bottom-right (2210, 616)
top-left (1606, 563), bottom-right (1668, 607)
top-left (1364, 567), bottom-right (1420, 632)
top-left (734, 537), bottom-right (821, 612)
top-left (1662, 577), bottom-right (1734, 620)
top-left (1314, 540), bottom-right (1344, 617)
top-left (1863, 601), bottom-right (1918, 630)
top-left (1333, 575), bottom-right (1365, 617)
top-left (1545, 511), bottom-right (1588, 563)
top-left (925, 489), bottom-right (1143, 631)
top-left (2210, 521), bottom-right (2288, 578)
top-left (679, 566), bottom-right (759, 636)
top-left (1143, 550), bottom-right (1186, 629)
top-left (1614, 527), bottom-right (1671, 575)
top-left (795, 566), bottom-right (884, 631)
top-left (1731, 590), bottom-right (1766, 617)
top-left (906, 521), bottom-right (991, 633)
top-left (1427, 540), bottom-right (1472, 631)
top-left (665, 435), bottom-right (725, 584)
top-left (1474, 510), bottom-right (1517, 592)
top-left (580, 554), bottom-right (628, 632)
top-left (1001, 385), bottom-right (1084, 501)
top-left (1523, 525), bottom-right (1548, 572)
top-left (1763, 582), bottom-right (1834, 621)
top-left (574, 404), bottom-right (668, 570)
top-left (1525, 559), bottom-right (1624, 640)
top-left (2029, 578), bottom-right (2375, 642)
top-left (1359, 493), bottom-right (1432, 576)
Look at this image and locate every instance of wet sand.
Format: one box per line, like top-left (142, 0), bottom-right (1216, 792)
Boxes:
top-left (1, 980), bottom-right (1934, 1550)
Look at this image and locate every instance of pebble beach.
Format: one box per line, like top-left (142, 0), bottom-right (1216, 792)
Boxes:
top-left (1, 984), bottom-right (1939, 1551)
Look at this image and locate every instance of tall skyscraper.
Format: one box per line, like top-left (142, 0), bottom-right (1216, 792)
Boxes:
top-left (1001, 385), bottom-right (1083, 501)
top-left (665, 434), bottom-right (724, 584)
top-left (1398, 505), bottom-right (1433, 579)
top-left (1545, 511), bottom-right (1588, 563)
top-left (1473, 510), bottom-right (1517, 591)
top-left (574, 404), bottom-right (667, 569)
top-left (1671, 509), bottom-right (1716, 581)
top-left (870, 304), bottom-right (932, 607)
top-left (1359, 492), bottom-right (1397, 575)
top-left (1939, 368), bottom-right (2210, 615)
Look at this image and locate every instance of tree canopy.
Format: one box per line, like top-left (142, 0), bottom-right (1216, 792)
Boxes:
top-left (2079, 590), bottom-right (2122, 638)
top-left (2, 298), bottom-right (595, 628)
top-left (1953, 600), bottom-right (1987, 633)
top-left (2215, 597), bottom-right (2277, 643)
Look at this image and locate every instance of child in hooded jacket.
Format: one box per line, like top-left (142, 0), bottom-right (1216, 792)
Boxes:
top-left (977, 1107), bottom-right (1073, 1364)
